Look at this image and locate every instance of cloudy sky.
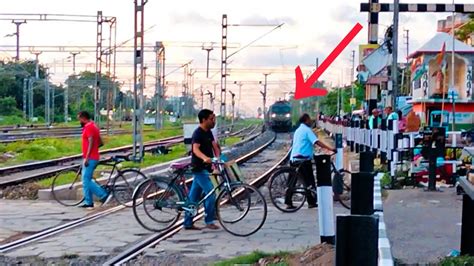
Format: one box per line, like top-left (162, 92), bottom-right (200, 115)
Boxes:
top-left (0, 0), bottom-right (464, 115)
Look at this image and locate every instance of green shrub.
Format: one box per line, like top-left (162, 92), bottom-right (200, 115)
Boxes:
top-left (439, 256), bottom-right (474, 266)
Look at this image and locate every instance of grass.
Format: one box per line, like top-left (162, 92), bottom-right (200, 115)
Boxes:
top-left (35, 144), bottom-right (187, 188)
top-left (0, 126), bottom-right (182, 166)
top-left (224, 136), bottom-right (243, 147)
top-left (439, 256), bottom-right (474, 266)
top-left (214, 250), bottom-right (291, 266)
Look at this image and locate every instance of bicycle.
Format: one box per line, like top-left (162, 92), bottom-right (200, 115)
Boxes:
top-left (51, 155), bottom-right (147, 207)
top-left (132, 158), bottom-right (267, 237)
top-left (268, 153), bottom-right (351, 212)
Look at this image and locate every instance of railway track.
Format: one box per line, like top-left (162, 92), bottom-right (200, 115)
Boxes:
top-left (0, 130), bottom-right (277, 256)
top-left (104, 133), bottom-right (289, 265)
top-left (0, 124), bottom-right (259, 188)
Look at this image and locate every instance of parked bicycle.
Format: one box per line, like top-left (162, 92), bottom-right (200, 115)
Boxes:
top-left (51, 155), bottom-right (147, 207)
top-left (268, 152), bottom-right (351, 212)
top-left (132, 158), bottom-right (267, 237)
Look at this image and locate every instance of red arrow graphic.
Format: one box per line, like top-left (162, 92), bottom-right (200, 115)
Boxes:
top-left (294, 23), bottom-right (363, 100)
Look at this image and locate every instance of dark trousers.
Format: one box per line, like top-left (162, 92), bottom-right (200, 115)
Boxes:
top-left (285, 160), bottom-right (317, 206)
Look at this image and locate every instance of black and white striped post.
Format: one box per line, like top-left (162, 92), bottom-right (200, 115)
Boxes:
top-left (336, 133), bottom-right (344, 170)
top-left (315, 154), bottom-right (335, 244)
top-left (388, 119), bottom-right (399, 187)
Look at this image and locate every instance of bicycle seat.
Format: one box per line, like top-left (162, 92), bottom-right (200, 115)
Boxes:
top-left (170, 162), bottom-right (190, 170)
top-left (112, 155), bottom-right (130, 162)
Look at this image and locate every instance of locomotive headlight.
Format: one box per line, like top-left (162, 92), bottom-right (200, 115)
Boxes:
top-left (285, 113), bottom-right (291, 118)
top-left (271, 113), bottom-right (276, 118)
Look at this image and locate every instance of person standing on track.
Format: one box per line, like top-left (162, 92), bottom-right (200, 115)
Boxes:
top-left (184, 109), bottom-right (221, 230)
top-left (77, 111), bottom-right (109, 209)
top-left (287, 113), bottom-right (336, 210)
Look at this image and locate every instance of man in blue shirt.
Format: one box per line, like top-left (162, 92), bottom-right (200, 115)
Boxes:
top-left (384, 106), bottom-right (399, 128)
top-left (287, 114), bottom-right (336, 209)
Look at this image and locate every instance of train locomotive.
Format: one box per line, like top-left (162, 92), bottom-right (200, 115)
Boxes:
top-left (268, 100), bottom-right (292, 132)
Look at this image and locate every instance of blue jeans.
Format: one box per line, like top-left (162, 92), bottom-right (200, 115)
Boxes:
top-left (82, 159), bottom-right (108, 205)
top-left (184, 171), bottom-right (216, 227)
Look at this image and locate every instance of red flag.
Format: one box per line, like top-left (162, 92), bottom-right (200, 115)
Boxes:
top-left (436, 42), bottom-right (446, 66)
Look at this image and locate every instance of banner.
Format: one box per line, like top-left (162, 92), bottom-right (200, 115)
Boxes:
top-left (359, 44), bottom-right (380, 64)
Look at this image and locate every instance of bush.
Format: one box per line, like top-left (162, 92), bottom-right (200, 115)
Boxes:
top-left (439, 256), bottom-right (474, 266)
top-left (0, 97), bottom-right (21, 116)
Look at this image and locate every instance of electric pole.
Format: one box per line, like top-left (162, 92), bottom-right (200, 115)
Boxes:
top-left (233, 81), bottom-right (243, 118)
top-left (65, 51), bottom-right (80, 123)
top-left (229, 90), bottom-right (236, 127)
top-left (154, 41), bottom-right (165, 130)
top-left (350, 50), bottom-right (356, 113)
top-left (31, 51), bottom-right (42, 79)
top-left (260, 73), bottom-right (270, 121)
top-left (202, 46), bottom-right (213, 78)
top-left (403, 29), bottom-right (409, 65)
top-left (12, 20), bottom-right (26, 61)
top-left (391, 0), bottom-right (400, 109)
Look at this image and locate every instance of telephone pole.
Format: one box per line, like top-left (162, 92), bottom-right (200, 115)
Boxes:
top-left (233, 81), bottom-right (243, 118)
top-left (229, 90), bottom-right (236, 127)
top-left (65, 51), bottom-right (80, 123)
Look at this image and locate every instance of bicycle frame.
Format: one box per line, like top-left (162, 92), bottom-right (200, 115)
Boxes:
top-left (68, 160), bottom-right (120, 188)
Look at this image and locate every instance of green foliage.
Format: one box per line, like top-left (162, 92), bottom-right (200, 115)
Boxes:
top-left (0, 97), bottom-right (21, 116)
top-left (455, 14), bottom-right (474, 42)
top-left (0, 127), bottom-right (182, 166)
top-left (439, 256), bottom-right (474, 266)
top-left (381, 172), bottom-right (391, 187)
top-left (214, 250), bottom-right (291, 266)
top-left (319, 83), bottom-right (365, 116)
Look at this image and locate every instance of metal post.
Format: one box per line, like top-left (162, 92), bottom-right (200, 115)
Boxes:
top-left (44, 79), bottom-right (50, 126)
top-left (95, 11), bottom-right (104, 124)
top-left (351, 50), bottom-right (355, 113)
top-left (203, 46), bottom-right (213, 78)
top-left (229, 90), bottom-right (235, 127)
top-left (154, 41), bottom-right (165, 129)
top-left (12, 20), bottom-right (26, 61)
top-left (28, 78), bottom-right (34, 121)
top-left (368, 0), bottom-right (379, 44)
top-left (30, 51), bottom-right (42, 79)
top-left (220, 14), bottom-right (228, 143)
top-left (132, 0), bottom-right (147, 161)
top-left (22, 78), bottom-right (27, 120)
top-left (391, 0), bottom-right (399, 108)
top-left (451, 3), bottom-right (456, 131)
top-left (262, 73), bottom-right (270, 121)
top-left (51, 83), bottom-right (55, 124)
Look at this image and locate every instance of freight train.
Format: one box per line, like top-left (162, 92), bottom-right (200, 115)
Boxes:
top-left (267, 100), bottom-right (292, 132)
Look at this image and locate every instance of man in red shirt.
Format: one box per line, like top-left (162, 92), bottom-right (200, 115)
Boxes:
top-left (78, 111), bottom-right (108, 208)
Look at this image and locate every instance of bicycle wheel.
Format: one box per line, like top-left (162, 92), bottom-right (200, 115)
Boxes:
top-left (132, 177), bottom-right (182, 232)
top-left (268, 167), bottom-right (306, 213)
top-left (112, 168), bottom-right (147, 207)
top-left (216, 183), bottom-right (267, 237)
top-left (51, 168), bottom-right (84, 206)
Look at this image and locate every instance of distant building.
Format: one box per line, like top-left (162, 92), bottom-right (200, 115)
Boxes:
top-left (437, 14), bottom-right (474, 45)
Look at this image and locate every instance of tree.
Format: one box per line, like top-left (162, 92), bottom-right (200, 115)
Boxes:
top-left (455, 14), bottom-right (474, 43)
top-left (0, 97), bottom-right (21, 116)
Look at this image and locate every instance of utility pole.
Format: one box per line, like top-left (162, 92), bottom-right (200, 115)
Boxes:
top-left (154, 41), bottom-right (165, 129)
top-left (212, 83), bottom-right (218, 111)
top-left (65, 51), bottom-right (80, 123)
top-left (95, 11), bottom-right (104, 125)
top-left (391, 0), bottom-right (400, 109)
top-left (220, 14), bottom-right (228, 143)
top-left (132, 0), bottom-right (147, 161)
top-left (31, 51), bottom-right (42, 79)
top-left (12, 20), bottom-right (26, 61)
top-left (260, 73), bottom-right (270, 121)
top-left (205, 90), bottom-right (214, 110)
top-left (350, 50), bottom-right (355, 113)
top-left (233, 81), bottom-right (243, 118)
top-left (44, 67), bottom-right (50, 126)
top-left (403, 29), bottom-right (409, 65)
top-left (22, 78), bottom-right (28, 120)
top-left (70, 52), bottom-right (80, 74)
top-left (229, 90), bottom-right (236, 127)
top-left (202, 46), bottom-right (213, 78)
top-left (28, 78), bottom-right (33, 121)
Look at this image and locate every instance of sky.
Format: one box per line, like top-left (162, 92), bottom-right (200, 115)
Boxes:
top-left (0, 0), bottom-right (470, 115)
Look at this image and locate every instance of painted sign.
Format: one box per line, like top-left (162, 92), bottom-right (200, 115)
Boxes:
top-left (359, 44), bottom-right (380, 64)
